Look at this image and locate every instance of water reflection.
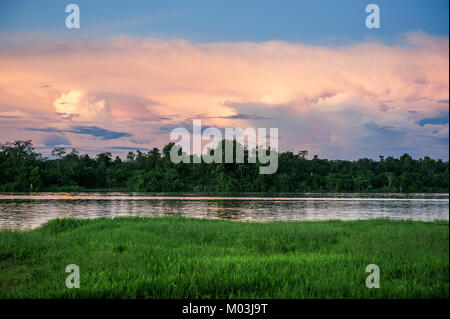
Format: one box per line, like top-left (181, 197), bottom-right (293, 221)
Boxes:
top-left (0, 193), bottom-right (448, 230)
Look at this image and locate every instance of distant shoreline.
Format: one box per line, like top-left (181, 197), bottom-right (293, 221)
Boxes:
top-left (1, 190), bottom-right (449, 195)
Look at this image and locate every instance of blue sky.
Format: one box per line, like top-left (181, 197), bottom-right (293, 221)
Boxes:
top-left (1, 0), bottom-right (449, 43)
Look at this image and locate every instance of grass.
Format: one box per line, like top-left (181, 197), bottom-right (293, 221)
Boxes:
top-left (0, 217), bottom-right (448, 298)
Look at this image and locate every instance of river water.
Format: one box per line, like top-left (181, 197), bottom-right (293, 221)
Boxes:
top-left (0, 192), bottom-right (448, 230)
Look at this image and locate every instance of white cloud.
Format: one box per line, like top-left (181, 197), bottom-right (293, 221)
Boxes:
top-left (53, 90), bottom-right (110, 120)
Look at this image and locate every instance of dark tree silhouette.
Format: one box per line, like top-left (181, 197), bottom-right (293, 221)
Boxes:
top-left (0, 140), bottom-right (448, 193)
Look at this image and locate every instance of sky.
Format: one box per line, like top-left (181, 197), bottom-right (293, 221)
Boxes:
top-left (0, 0), bottom-right (448, 160)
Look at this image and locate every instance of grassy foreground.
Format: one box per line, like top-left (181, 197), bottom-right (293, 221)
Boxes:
top-left (0, 217), bottom-right (448, 298)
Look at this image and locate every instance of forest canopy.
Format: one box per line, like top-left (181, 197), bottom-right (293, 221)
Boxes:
top-left (0, 140), bottom-right (448, 193)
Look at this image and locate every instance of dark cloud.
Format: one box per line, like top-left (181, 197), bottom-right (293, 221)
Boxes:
top-left (27, 126), bottom-right (132, 140)
top-left (43, 135), bottom-right (71, 147)
top-left (417, 112), bottom-right (449, 126)
top-left (157, 121), bottom-right (191, 134)
top-left (358, 121), bottom-right (407, 150)
top-left (354, 121), bottom-right (449, 160)
top-left (68, 126), bottom-right (132, 140)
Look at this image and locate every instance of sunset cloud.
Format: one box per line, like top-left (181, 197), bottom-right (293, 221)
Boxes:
top-left (53, 90), bottom-right (110, 120)
top-left (0, 32), bottom-right (448, 159)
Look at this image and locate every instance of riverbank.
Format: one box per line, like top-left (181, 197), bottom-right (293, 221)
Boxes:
top-left (0, 217), bottom-right (448, 298)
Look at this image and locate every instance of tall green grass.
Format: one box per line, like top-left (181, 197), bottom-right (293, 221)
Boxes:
top-left (0, 217), bottom-right (448, 298)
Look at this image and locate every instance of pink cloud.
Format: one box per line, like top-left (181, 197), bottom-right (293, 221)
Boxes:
top-left (0, 32), bottom-right (448, 159)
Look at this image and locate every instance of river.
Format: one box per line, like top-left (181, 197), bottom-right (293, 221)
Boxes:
top-left (0, 192), bottom-right (448, 230)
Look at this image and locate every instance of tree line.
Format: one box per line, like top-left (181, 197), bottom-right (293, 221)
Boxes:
top-left (0, 140), bottom-right (448, 193)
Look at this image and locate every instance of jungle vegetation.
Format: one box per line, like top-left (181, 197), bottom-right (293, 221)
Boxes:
top-left (0, 140), bottom-right (448, 193)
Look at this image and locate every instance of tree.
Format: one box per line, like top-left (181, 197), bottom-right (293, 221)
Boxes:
top-left (52, 147), bottom-right (66, 171)
top-left (384, 172), bottom-right (395, 192)
top-left (0, 139), bottom-right (448, 193)
top-left (297, 150), bottom-right (308, 159)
